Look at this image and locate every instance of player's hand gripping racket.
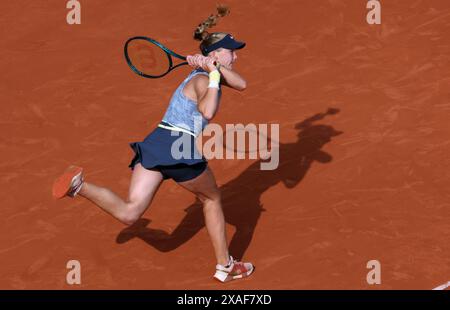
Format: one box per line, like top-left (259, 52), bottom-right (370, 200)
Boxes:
top-left (124, 36), bottom-right (215, 79)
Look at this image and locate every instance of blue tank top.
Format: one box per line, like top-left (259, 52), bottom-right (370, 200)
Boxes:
top-left (161, 68), bottom-right (222, 137)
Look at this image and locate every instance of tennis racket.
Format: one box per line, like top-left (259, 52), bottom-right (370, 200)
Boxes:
top-left (124, 36), bottom-right (193, 79)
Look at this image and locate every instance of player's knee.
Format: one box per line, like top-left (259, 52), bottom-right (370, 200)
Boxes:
top-left (213, 188), bottom-right (222, 202)
top-left (120, 203), bottom-right (144, 226)
top-left (199, 188), bottom-right (221, 205)
top-left (121, 213), bottom-right (140, 226)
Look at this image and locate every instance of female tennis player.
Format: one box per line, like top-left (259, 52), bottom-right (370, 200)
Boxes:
top-left (52, 5), bottom-right (254, 283)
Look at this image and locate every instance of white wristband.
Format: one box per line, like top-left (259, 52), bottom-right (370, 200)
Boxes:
top-left (208, 81), bottom-right (220, 89)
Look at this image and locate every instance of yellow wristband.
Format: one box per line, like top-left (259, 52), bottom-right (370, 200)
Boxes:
top-left (208, 70), bottom-right (220, 89)
top-left (209, 70), bottom-right (221, 83)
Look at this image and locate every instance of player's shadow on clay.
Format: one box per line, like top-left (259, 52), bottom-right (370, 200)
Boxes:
top-left (116, 108), bottom-right (342, 259)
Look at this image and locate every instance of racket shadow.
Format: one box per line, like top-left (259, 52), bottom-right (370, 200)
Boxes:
top-left (116, 108), bottom-right (343, 259)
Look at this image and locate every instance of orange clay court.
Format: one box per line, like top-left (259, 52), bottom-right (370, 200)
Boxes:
top-left (1, 0), bottom-right (450, 289)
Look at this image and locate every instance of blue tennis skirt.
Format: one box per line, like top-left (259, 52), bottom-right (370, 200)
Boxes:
top-left (128, 123), bottom-right (207, 182)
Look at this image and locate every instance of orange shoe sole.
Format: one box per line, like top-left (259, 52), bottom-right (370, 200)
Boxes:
top-left (52, 166), bottom-right (83, 199)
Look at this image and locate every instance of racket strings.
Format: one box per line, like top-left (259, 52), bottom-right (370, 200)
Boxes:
top-left (126, 39), bottom-right (170, 77)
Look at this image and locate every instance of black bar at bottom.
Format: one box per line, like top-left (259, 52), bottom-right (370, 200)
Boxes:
top-left (0, 290), bottom-right (448, 304)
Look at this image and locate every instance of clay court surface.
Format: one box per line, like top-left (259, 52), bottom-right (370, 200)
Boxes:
top-left (1, 0), bottom-right (450, 289)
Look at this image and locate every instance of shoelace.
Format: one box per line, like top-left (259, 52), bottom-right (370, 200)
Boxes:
top-left (224, 256), bottom-right (235, 269)
top-left (69, 176), bottom-right (84, 197)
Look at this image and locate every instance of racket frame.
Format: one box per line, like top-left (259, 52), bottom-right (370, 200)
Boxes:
top-left (124, 36), bottom-right (188, 78)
